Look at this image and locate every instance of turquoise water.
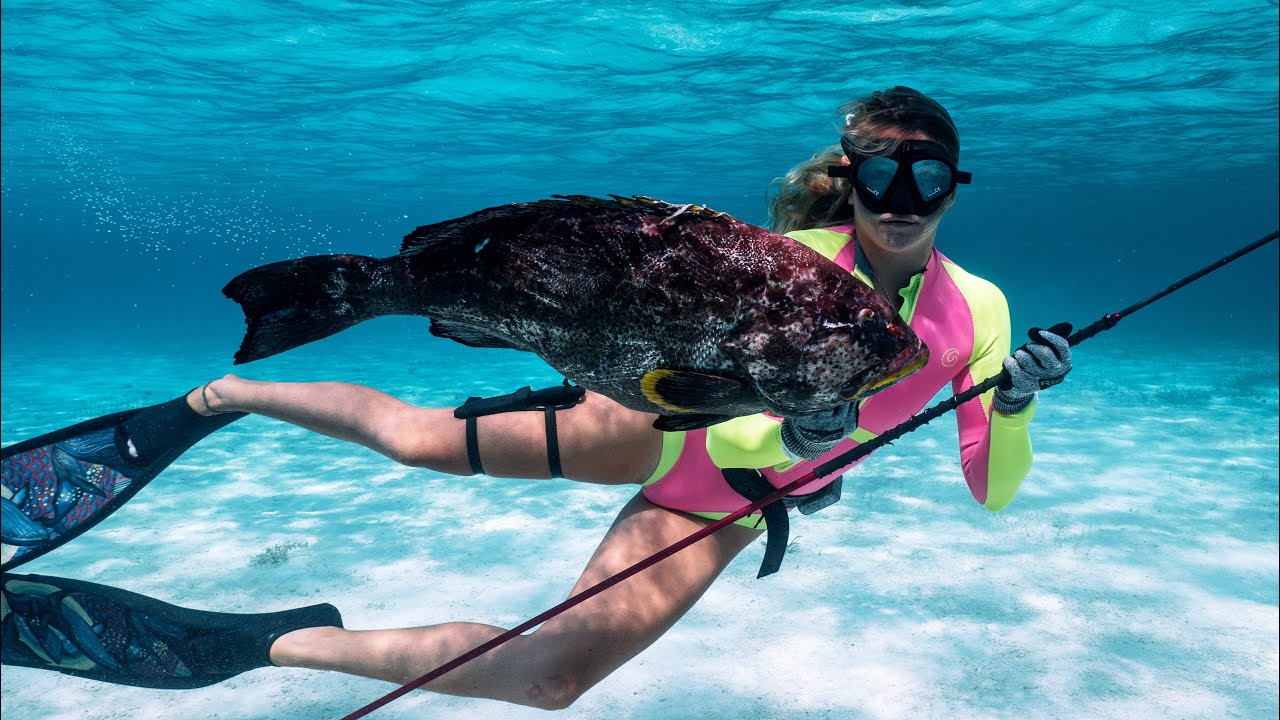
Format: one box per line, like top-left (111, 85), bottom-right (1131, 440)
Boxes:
top-left (2, 1), bottom-right (1278, 718)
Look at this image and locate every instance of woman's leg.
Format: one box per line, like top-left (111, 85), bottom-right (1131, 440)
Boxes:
top-left (187, 375), bottom-right (730, 707)
top-left (188, 375), bottom-right (661, 485)
top-left (270, 492), bottom-right (761, 710)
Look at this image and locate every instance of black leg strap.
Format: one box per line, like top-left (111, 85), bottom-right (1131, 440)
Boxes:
top-left (465, 416), bottom-right (484, 476)
top-left (454, 382), bottom-right (586, 479)
top-left (545, 407), bottom-right (565, 479)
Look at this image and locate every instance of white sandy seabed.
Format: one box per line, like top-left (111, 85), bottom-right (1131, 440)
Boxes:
top-left (1, 332), bottom-right (1276, 720)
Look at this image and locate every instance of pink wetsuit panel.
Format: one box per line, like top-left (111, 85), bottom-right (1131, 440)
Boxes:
top-left (641, 429), bottom-right (770, 522)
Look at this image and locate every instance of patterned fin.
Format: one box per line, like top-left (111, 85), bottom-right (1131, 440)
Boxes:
top-left (1, 572), bottom-right (342, 688)
top-left (1, 396), bottom-right (244, 572)
top-left (398, 194), bottom-right (736, 255)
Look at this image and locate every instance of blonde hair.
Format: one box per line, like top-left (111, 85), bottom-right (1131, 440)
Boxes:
top-left (767, 145), bottom-right (855, 235)
top-left (768, 87), bottom-right (961, 235)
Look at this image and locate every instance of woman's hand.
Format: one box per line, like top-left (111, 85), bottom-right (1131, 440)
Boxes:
top-left (993, 323), bottom-right (1073, 415)
top-left (780, 401), bottom-right (859, 460)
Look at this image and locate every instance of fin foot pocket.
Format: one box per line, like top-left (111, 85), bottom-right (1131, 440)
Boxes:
top-left (2, 395), bottom-right (246, 572)
top-left (1, 572), bottom-right (343, 688)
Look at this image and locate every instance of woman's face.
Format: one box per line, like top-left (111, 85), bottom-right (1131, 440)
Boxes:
top-left (845, 129), bottom-right (956, 257)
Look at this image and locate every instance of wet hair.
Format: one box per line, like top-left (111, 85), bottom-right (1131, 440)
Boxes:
top-left (768, 86), bottom-right (961, 234)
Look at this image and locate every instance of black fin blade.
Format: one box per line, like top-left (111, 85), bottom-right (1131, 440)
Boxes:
top-left (429, 320), bottom-right (525, 350)
top-left (652, 413), bottom-right (733, 432)
top-left (2, 572), bottom-right (342, 688)
top-left (640, 370), bottom-right (749, 414)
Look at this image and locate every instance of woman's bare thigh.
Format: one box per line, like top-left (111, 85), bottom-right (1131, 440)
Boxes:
top-left (505, 491), bottom-right (762, 699)
top-left (427, 390), bottom-right (664, 484)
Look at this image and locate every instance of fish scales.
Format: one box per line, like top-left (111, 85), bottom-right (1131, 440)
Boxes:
top-left (224, 196), bottom-right (927, 428)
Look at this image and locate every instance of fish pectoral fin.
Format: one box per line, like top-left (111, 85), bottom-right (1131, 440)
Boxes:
top-left (429, 320), bottom-right (525, 351)
top-left (640, 370), bottom-right (749, 414)
top-left (652, 413), bottom-right (734, 432)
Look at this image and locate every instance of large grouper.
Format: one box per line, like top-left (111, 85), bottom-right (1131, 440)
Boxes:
top-left (222, 195), bottom-right (928, 431)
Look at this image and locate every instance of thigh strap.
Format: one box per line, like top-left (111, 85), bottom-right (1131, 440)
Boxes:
top-left (454, 382), bottom-right (586, 478)
top-left (544, 406), bottom-right (564, 479)
top-left (464, 415), bottom-right (485, 476)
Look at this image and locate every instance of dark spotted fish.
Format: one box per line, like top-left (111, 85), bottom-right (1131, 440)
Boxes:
top-left (223, 195), bottom-right (927, 430)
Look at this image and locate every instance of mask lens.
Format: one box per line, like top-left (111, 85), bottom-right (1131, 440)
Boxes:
top-left (911, 160), bottom-right (953, 201)
top-left (855, 157), bottom-right (898, 199)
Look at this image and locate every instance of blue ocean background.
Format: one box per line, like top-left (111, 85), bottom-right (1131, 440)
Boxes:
top-left (2, 1), bottom-right (1277, 718)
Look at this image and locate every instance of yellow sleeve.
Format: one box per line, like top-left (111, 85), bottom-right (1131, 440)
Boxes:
top-left (942, 260), bottom-right (1036, 511)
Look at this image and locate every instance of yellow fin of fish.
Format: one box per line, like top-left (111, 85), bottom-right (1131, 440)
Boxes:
top-left (640, 369), bottom-right (747, 413)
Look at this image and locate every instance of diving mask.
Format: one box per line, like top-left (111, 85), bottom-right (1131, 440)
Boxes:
top-left (828, 138), bottom-right (972, 216)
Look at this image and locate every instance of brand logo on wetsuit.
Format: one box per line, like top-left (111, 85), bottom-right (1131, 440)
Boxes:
top-left (941, 347), bottom-right (960, 367)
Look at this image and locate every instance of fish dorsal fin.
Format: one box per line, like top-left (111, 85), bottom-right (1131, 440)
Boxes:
top-left (652, 413), bottom-right (734, 432)
top-left (596, 195), bottom-right (731, 223)
top-left (640, 369), bottom-right (749, 414)
top-left (399, 196), bottom-right (734, 255)
top-left (544, 195), bottom-right (724, 216)
top-left (429, 319), bottom-right (525, 351)
top-left (400, 208), bottom-right (508, 255)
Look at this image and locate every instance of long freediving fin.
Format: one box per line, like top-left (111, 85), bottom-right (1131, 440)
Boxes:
top-left (1, 572), bottom-right (342, 688)
top-left (1, 394), bottom-right (245, 572)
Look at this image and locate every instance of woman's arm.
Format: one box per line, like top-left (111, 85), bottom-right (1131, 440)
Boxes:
top-left (951, 284), bottom-right (1036, 511)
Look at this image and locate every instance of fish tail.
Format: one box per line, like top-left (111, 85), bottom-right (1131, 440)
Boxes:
top-left (222, 254), bottom-right (405, 364)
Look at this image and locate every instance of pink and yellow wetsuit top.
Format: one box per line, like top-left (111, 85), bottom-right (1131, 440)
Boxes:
top-left (641, 225), bottom-right (1036, 526)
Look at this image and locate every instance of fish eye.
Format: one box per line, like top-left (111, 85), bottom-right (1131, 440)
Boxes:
top-left (856, 309), bottom-right (876, 326)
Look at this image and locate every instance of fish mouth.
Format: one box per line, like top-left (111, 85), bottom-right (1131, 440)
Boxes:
top-left (843, 343), bottom-right (929, 400)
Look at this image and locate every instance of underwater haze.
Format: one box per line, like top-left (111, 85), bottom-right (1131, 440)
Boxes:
top-left (2, 1), bottom-right (1278, 719)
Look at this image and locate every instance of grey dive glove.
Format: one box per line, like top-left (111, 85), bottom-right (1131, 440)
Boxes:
top-left (994, 322), bottom-right (1073, 415)
top-left (780, 401), bottom-right (859, 461)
